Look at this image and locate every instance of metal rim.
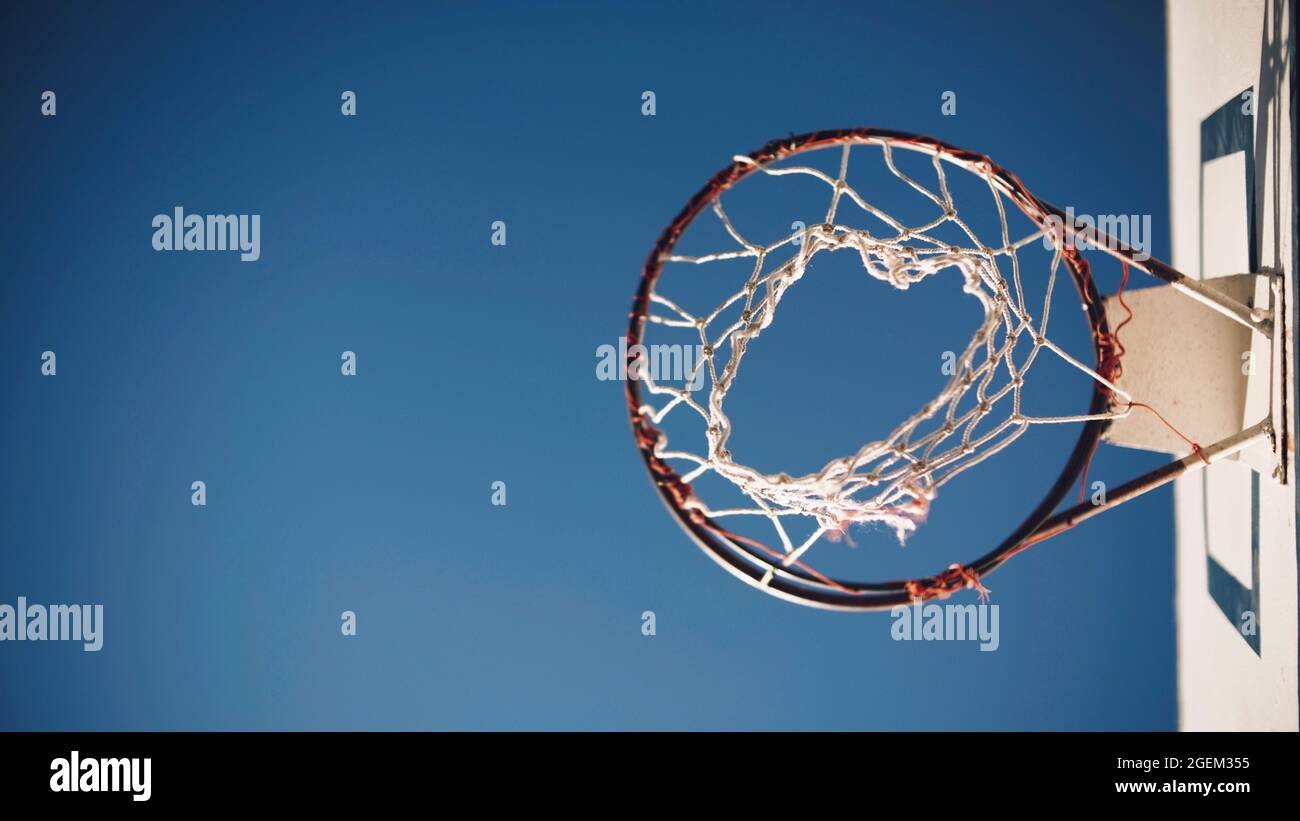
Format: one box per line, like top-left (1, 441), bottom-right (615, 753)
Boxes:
top-left (626, 128), bottom-right (1112, 610)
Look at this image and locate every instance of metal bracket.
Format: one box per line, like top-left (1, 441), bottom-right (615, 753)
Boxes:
top-left (1101, 271), bottom-right (1285, 482)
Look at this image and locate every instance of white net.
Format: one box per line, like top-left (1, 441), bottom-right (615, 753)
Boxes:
top-left (634, 139), bottom-right (1131, 572)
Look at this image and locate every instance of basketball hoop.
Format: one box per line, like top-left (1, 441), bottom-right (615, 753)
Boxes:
top-left (626, 128), bottom-right (1279, 610)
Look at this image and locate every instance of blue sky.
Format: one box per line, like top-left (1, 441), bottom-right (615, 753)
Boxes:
top-left (0, 0), bottom-right (1175, 729)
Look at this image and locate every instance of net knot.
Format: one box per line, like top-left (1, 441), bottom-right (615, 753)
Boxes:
top-left (904, 563), bottom-right (990, 603)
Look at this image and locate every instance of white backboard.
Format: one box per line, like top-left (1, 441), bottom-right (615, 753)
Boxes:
top-left (1168, 0), bottom-right (1298, 730)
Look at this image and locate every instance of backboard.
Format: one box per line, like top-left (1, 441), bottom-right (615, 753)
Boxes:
top-left (1168, 0), bottom-right (1298, 730)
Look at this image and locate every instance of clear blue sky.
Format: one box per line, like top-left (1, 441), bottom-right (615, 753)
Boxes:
top-left (0, 0), bottom-right (1174, 729)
